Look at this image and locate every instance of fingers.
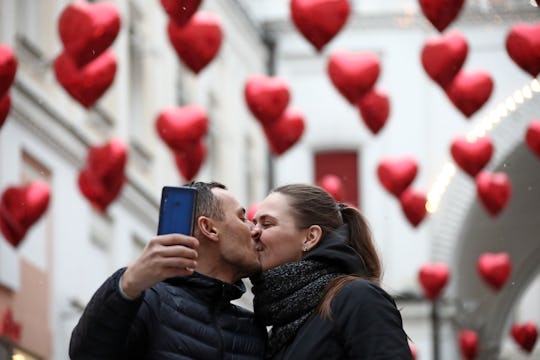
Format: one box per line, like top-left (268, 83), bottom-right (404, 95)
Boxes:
top-left (153, 233), bottom-right (199, 249)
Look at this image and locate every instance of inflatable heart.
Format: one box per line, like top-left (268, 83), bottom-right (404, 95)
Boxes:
top-left (450, 135), bottom-right (493, 177)
top-left (409, 342), bottom-right (417, 360)
top-left (446, 70), bottom-right (494, 118)
top-left (421, 31), bottom-right (468, 88)
top-left (167, 12), bottom-right (223, 74)
top-left (263, 108), bottom-right (305, 155)
top-left (247, 203), bottom-right (259, 221)
top-left (459, 329), bottom-right (479, 360)
top-left (511, 322), bottom-right (538, 353)
top-left (505, 22), bottom-right (540, 78)
top-left (156, 105), bottom-right (208, 152)
top-left (418, 0), bottom-right (465, 33)
top-left (160, 0), bottom-right (202, 26)
top-left (476, 171), bottom-right (511, 217)
top-left (0, 180), bottom-right (50, 248)
top-left (477, 252), bottom-right (511, 291)
top-left (327, 50), bottom-right (380, 104)
top-left (0, 45), bottom-right (17, 98)
top-left (0, 94), bottom-right (10, 128)
top-left (58, 1), bottom-right (121, 67)
top-left (399, 188), bottom-right (427, 227)
top-left (244, 75), bottom-right (290, 125)
top-left (318, 174), bottom-right (344, 201)
top-left (78, 138), bottom-right (127, 212)
top-left (418, 262), bottom-right (450, 300)
top-left (174, 140), bottom-right (207, 181)
top-left (356, 88), bottom-right (390, 135)
top-left (525, 120), bottom-right (540, 159)
top-left (290, 0), bottom-right (351, 52)
top-left (54, 50), bottom-right (117, 108)
top-left (376, 156), bottom-right (418, 197)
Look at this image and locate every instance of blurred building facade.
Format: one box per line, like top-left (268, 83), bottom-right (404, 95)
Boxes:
top-left (0, 0), bottom-right (539, 359)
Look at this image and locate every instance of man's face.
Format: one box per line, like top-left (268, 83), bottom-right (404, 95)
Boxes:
top-left (212, 188), bottom-right (262, 278)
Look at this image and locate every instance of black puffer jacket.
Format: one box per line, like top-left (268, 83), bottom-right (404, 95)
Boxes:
top-left (69, 268), bottom-right (266, 359)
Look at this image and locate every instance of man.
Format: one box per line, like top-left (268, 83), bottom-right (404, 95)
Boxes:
top-left (69, 181), bottom-right (266, 359)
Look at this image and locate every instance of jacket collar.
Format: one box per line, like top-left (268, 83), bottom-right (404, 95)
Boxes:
top-left (165, 272), bottom-right (246, 305)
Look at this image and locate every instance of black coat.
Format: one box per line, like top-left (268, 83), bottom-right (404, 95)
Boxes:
top-left (69, 268), bottom-right (266, 359)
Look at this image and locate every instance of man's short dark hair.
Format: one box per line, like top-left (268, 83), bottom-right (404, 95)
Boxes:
top-left (187, 181), bottom-right (226, 221)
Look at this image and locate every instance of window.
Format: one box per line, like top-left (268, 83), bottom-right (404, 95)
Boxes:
top-left (314, 150), bottom-right (359, 208)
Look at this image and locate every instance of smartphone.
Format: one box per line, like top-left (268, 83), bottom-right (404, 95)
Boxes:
top-left (157, 186), bottom-right (198, 236)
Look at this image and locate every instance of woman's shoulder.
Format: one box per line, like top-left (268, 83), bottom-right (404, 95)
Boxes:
top-left (331, 278), bottom-right (397, 309)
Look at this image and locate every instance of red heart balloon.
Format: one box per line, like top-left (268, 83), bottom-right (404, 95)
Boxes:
top-left (418, 0), bottom-right (465, 33)
top-left (505, 22), bottom-right (540, 78)
top-left (263, 108), bottom-right (305, 156)
top-left (155, 105), bottom-right (208, 152)
top-left (409, 342), bottom-right (417, 360)
top-left (459, 329), bottom-right (479, 360)
top-left (477, 252), bottom-right (511, 291)
top-left (445, 70), bottom-right (494, 118)
top-left (244, 75), bottom-right (290, 125)
top-left (174, 140), bottom-right (207, 181)
top-left (511, 322), bottom-right (538, 353)
top-left (160, 0), bottom-right (202, 27)
top-left (247, 203), bottom-right (259, 221)
top-left (327, 50), bottom-right (380, 104)
top-left (78, 138), bottom-right (127, 212)
top-left (376, 156), bottom-right (418, 197)
top-left (356, 88), bottom-right (390, 135)
top-left (0, 94), bottom-right (11, 128)
top-left (450, 135), bottom-right (494, 177)
top-left (476, 171), bottom-right (511, 217)
top-left (525, 120), bottom-right (540, 159)
top-left (421, 31), bottom-right (468, 88)
top-left (58, 1), bottom-right (121, 68)
top-left (318, 174), bottom-right (344, 202)
top-left (54, 50), bottom-right (117, 108)
top-left (290, 0), bottom-right (351, 52)
top-left (0, 45), bottom-right (17, 99)
top-left (418, 262), bottom-right (450, 300)
top-left (167, 12), bottom-right (223, 74)
top-left (399, 188), bottom-right (427, 227)
top-left (0, 181), bottom-right (51, 247)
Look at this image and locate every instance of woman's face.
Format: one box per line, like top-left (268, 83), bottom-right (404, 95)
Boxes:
top-left (253, 192), bottom-right (307, 271)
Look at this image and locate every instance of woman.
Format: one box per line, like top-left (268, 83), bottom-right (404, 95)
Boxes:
top-left (251, 183), bottom-right (412, 359)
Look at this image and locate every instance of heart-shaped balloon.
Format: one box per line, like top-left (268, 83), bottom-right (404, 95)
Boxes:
top-left (419, 0), bottom-right (465, 33)
top-left (399, 188), bottom-right (427, 227)
top-left (450, 135), bottom-right (493, 177)
top-left (244, 75), bottom-right (290, 125)
top-left (476, 171), bottom-right (511, 217)
top-left (421, 31), bottom-right (468, 88)
top-left (0, 181), bottom-right (51, 247)
top-left (174, 140), bottom-right (207, 181)
top-left (167, 12), bottom-right (223, 74)
top-left (445, 70), bottom-right (494, 118)
top-left (409, 342), bottom-right (417, 360)
top-left (58, 1), bottom-right (121, 68)
top-left (290, 0), bottom-right (351, 52)
top-left (0, 45), bottom-right (17, 99)
top-left (356, 88), bottom-right (390, 135)
top-left (54, 50), bottom-right (117, 108)
top-left (318, 174), bottom-right (344, 202)
top-left (459, 329), bottom-right (479, 360)
top-left (156, 105), bottom-right (208, 152)
top-left (160, 0), bottom-right (202, 27)
top-left (327, 50), bottom-right (380, 104)
top-left (78, 138), bottom-right (127, 212)
top-left (247, 203), bottom-right (259, 221)
top-left (418, 262), bottom-right (450, 300)
top-left (263, 108), bottom-right (305, 156)
top-left (376, 156), bottom-right (418, 197)
top-left (0, 94), bottom-right (11, 129)
top-left (525, 120), bottom-right (540, 159)
top-left (511, 322), bottom-right (538, 353)
top-left (477, 252), bottom-right (511, 291)
top-left (505, 22), bottom-right (540, 78)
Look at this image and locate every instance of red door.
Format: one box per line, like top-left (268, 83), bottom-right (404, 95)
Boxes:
top-left (314, 151), bottom-right (359, 208)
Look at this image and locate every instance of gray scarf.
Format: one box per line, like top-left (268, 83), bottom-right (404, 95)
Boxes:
top-left (251, 260), bottom-right (343, 358)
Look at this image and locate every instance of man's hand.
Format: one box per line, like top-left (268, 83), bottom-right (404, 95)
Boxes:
top-left (120, 234), bottom-right (199, 299)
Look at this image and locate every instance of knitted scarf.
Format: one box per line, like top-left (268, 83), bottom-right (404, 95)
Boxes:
top-left (251, 260), bottom-right (343, 358)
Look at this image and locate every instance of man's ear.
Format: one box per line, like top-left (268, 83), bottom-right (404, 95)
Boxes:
top-left (197, 216), bottom-right (219, 242)
top-left (304, 225), bottom-right (322, 251)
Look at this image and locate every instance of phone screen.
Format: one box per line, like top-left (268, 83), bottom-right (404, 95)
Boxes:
top-left (157, 186), bottom-right (198, 236)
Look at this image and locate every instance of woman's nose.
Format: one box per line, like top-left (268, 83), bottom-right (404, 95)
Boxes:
top-left (250, 223), bottom-right (261, 240)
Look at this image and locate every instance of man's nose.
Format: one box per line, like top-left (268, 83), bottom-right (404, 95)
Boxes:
top-left (250, 223), bottom-right (261, 240)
